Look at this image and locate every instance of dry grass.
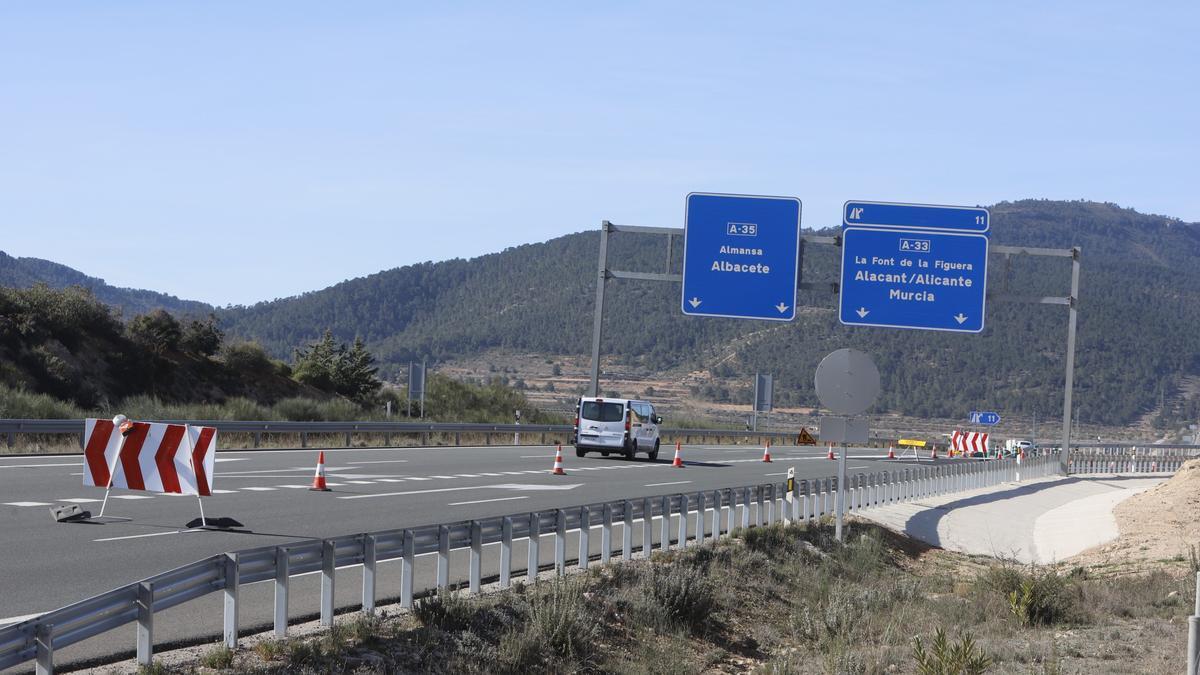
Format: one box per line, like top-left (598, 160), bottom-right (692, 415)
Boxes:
top-left (155, 520), bottom-right (1193, 674)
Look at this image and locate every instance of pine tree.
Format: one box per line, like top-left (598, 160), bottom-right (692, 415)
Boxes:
top-left (292, 330), bottom-right (342, 391)
top-left (337, 336), bottom-right (382, 403)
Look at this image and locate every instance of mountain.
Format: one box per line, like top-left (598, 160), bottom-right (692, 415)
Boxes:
top-left (5, 200), bottom-right (1199, 427)
top-left (0, 250), bottom-right (211, 317)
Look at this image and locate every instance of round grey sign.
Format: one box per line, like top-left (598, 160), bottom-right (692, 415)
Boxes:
top-left (814, 348), bottom-right (880, 416)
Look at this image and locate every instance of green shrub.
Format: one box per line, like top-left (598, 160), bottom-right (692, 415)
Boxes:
top-left (1004, 570), bottom-right (1072, 627)
top-left (517, 579), bottom-right (597, 666)
top-left (221, 340), bottom-right (274, 374)
top-left (639, 563), bottom-right (717, 632)
top-left (252, 639), bottom-right (285, 661)
top-left (0, 384), bottom-right (84, 419)
top-left (912, 628), bottom-right (991, 674)
top-left (414, 589), bottom-right (476, 631)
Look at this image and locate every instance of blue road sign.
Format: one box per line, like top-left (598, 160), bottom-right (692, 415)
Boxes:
top-left (970, 411), bottom-right (1001, 425)
top-left (681, 192), bottom-right (802, 321)
top-left (839, 201), bottom-right (989, 333)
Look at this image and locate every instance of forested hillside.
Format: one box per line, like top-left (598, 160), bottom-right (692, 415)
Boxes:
top-left (5, 200), bottom-right (1198, 427)
top-left (218, 200), bottom-right (1200, 426)
top-left (0, 251), bottom-right (209, 317)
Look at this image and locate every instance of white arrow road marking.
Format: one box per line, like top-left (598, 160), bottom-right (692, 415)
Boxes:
top-left (448, 496), bottom-right (529, 507)
top-left (776, 302), bottom-right (789, 313)
top-left (856, 307), bottom-right (869, 318)
top-left (954, 313), bottom-right (968, 324)
top-left (645, 480), bottom-right (692, 487)
top-left (688, 297), bottom-right (702, 308)
top-left (339, 483), bottom-right (583, 499)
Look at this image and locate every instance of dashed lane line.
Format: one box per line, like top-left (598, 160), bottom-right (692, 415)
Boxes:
top-left (447, 496), bottom-right (529, 507)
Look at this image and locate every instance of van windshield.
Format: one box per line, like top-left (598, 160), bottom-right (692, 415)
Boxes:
top-left (581, 401), bottom-right (624, 422)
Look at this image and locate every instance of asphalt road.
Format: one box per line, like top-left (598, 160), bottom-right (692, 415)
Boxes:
top-left (0, 441), bottom-right (945, 670)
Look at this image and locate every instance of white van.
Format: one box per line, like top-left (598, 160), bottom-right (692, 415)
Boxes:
top-left (574, 397), bottom-right (662, 460)
top-left (1003, 439), bottom-right (1034, 456)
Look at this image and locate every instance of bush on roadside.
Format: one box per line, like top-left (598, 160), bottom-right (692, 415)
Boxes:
top-left (912, 628), bottom-right (992, 674)
top-left (980, 565), bottom-right (1075, 627)
top-left (414, 589), bottom-right (477, 632)
top-left (635, 563), bottom-right (717, 633)
top-left (198, 643), bottom-right (234, 669)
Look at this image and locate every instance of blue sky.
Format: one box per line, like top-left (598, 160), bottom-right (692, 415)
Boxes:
top-left (3, 2), bottom-right (1196, 306)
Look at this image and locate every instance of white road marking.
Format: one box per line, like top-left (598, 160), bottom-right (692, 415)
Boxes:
top-left (277, 485), bottom-right (312, 489)
top-left (343, 480), bottom-right (376, 485)
top-left (349, 459), bottom-right (409, 464)
top-left (241, 487), bottom-right (277, 492)
top-left (0, 612), bottom-right (46, 627)
top-left (454, 474), bottom-right (481, 478)
top-left (110, 495), bottom-right (154, 500)
top-left (644, 480), bottom-right (692, 487)
top-left (520, 455), bottom-right (555, 459)
top-left (93, 529), bottom-right (204, 542)
top-left (341, 486), bottom-right (484, 499)
top-left (499, 471), bottom-right (527, 475)
top-left (56, 498), bottom-right (100, 503)
top-left (406, 477), bottom-right (432, 481)
top-left (214, 458), bottom-right (248, 463)
top-left (429, 475), bottom-right (455, 480)
top-left (341, 483), bottom-right (582, 500)
top-left (479, 473), bottom-right (504, 477)
top-left (0, 462), bottom-right (80, 468)
top-left (4, 501), bottom-right (51, 507)
top-left (376, 478), bottom-right (405, 483)
top-left (210, 489), bottom-right (237, 494)
top-left (448, 496), bottom-right (529, 507)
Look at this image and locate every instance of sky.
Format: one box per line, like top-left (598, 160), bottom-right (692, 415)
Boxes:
top-left (2, 2), bottom-right (1197, 306)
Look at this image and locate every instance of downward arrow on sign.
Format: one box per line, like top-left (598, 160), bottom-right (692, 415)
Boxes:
top-left (856, 307), bottom-right (869, 318)
top-left (775, 302), bottom-right (789, 313)
top-left (954, 313), bottom-right (968, 324)
top-left (688, 297), bottom-right (702, 308)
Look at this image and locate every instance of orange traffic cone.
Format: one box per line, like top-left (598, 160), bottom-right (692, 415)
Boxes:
top-left (309, 451), bottom-right (331, 491)
top-left (887, 446), bottom-right (896, 460)
top-left (761, 441), bottom-right (773, 463)
top-left (551, 444), bottom-right (567, 475)
top-left (930, 446), bottom-right (938, 460)
top-left (672, 441), bottom-right (684, 468)
top-left (827, 444), bottom-right (835, 460)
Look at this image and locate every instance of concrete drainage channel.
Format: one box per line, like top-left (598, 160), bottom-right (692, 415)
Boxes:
top-left (1, 452), bottom-right (1063, 673)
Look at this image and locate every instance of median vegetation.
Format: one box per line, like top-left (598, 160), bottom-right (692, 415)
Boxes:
top-left (160, 520), bottom-right (1193, 674)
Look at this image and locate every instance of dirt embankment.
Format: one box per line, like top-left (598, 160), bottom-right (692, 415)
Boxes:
top-left (1074, 459), bottom-right (1200, 571)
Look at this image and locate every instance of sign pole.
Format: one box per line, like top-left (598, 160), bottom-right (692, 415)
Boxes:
top-left (835, 444), bottom-right (846, 542)
top-left (1059, 248), bottom-right (1080, 474)
top-left (587, 221), bottom-right (611, 397)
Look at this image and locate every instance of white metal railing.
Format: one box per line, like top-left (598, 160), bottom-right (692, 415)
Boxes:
top-left (0, 452), bottom-right (1061, 673)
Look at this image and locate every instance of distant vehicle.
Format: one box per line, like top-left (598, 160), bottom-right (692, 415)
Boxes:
top-left (574, 397), bottom-right (661, 460)
top-left (1003, 439), bottom-right (1034, 456)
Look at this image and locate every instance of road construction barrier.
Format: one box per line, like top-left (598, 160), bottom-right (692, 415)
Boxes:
top-left (82, 418), bottom-right (217, 496)
top-left (0, 450), bottom-right (1063, 673)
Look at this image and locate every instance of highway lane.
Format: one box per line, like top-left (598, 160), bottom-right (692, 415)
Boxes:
top-left (0, 442), bottom-right (947, 670)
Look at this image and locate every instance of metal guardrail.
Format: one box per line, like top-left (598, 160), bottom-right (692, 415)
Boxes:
top-left (0, 418), bottom-right (846, 451)
top-left (0, 452), bottom-right (1060, 673)
top-left (1067, 450), bottom-right (1193, 474)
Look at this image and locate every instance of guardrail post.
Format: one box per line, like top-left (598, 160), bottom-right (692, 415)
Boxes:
top-left (223, 553), bottom-right (239, 649)
top-left (469, 520), bottom-right (482, 593)
top-left (711, 489), bottom-right (722, 536)
top-left (500, 516), bottom-right (513, 589)
top-left (601, 504), bottom-right (613, 563)
top-left (756, 485), bottom-right (765, 527)
top-left (661, 496), bottom-right (671, 549)
top-left (528, 513), bottom-right (540, 581)
top-left (401, 530), bottom-right (415, 609)
top-left (642, 497), bottom-right (653, 556)
top-left (678, 494), bottom-right (688, 547)
top-left (555, 509), bottom-right (566, 575)
top-left (622, 500), bottom-right (633, 560)
top-left (455, 432), bottom-right (462, 445)
top-left (824, 479), bottom-right (832, 515)
top-left (275, 547), bottom-right (289, 637)
top-left (363, 534), bottom-right (376, 614)
top-left (344, 431), bottom-right (352, 447)
top-left (578, 507), bottom-right (590, 569)
top-left (320, 540), bottom-right (335, 627)
top-left (34, 623), bottom-right (52, 675)
top-left (437, 526), bottom-right (450, 589)
top-left (254, 432), bottom-right (262, 448)
top-left (301, 432), bottom-right (308, 448)
top-left (695, 491), bottom-right (706, 543)
top-left (136, 582), bottom-right (153, 667)
top-left (741, 487), bottom-right (751, 529)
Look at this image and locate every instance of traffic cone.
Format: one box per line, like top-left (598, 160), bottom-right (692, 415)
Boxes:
top-left (761, 441), bottom-right (773, 463)
top-left (827, 444), bottom-right (835, 460)
top-left (309, 451), bottom-right (331, 491)
top-left (887, 446), bottom-right (896, 460)
top-left (672, 441), bottom-right (684, 468)
top-left (551, 444), bottom-right (567, 475)
top-left (930, 446), bottom-right (938, 460)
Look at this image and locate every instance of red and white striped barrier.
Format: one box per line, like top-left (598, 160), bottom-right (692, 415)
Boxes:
top-left (83, 418), bottom-right (217, 496)
top-left (951, 430), bottom-right (989, 456)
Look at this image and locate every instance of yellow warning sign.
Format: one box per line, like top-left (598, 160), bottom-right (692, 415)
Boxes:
top-left (797, 428), bottom-right (818, 445)
top-left (898, 438), bottom-right (927, 447)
